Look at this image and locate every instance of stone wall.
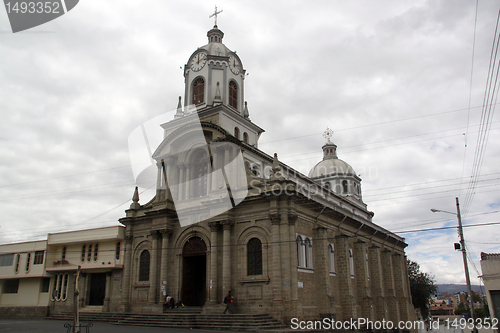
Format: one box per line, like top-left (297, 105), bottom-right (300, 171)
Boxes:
top-left (0, 305), bottom-right (48, 317)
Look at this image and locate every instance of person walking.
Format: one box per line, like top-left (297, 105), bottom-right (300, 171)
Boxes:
top-left (223, 291), bottom-right (233, 314)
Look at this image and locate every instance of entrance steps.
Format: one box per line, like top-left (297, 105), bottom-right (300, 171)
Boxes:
top-left (49, 311), bottom-right (287, 331)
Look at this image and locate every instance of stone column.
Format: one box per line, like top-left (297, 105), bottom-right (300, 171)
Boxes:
top-left (178, 164), bottom-right (185, 200)
top-left (184, 163), bottom-right (191, 199)
top-left (288, 214), bottom-right (299, 302)
top-left (211, 148), bottom-right (220, 191)
top-left (158, 229), bottom-right (172, 304)
top-left (354, 241), bottom-right (373, 320)
top-left (381, 249), bottom-right (400, 323)
top-left (368, 245), bottom-right (387, 321)
top-left (208, 222), bottom-right (219, 303)
top-left (104, 272), bottom-right (112, 311)
top-left (335, 235), bottom-right (356, 320)
top-left (314, 226), bottom-right (332, 316)
top-left (270, 213), bottom-right (282, 302)
top-left (164, 157), bottom-right (175, 201)
top-left (149, 230), bottom-right (160, 304)
top-left (221, 220), bottom-right (233, 298)
top-left (121, 234), bottom-right (133, 309)
top-left (392, 253), bottom-right (410, 321)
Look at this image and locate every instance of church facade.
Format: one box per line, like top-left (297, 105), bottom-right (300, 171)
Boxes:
top-left (117, 24), bottom-right (416, 324)
top-left (0, 24), bottom-right (416, 325)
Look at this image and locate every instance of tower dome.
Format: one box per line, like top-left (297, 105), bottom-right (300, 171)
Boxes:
top-left (309, 131), bottom-right (362, 200)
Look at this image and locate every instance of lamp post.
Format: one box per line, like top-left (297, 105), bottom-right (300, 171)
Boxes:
top-left (431, 197), bottom-right (476, 333)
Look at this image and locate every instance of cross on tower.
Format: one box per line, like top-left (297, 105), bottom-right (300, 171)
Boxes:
top-left (323, 127), bottom-right (334, 141)
top-left (209, 6), bottom-right (223, 27)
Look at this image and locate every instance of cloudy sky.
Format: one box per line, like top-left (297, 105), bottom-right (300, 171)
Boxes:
top-left (1, 0), bottom-right (500, 286)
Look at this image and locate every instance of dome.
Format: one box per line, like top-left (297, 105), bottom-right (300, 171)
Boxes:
top-left (308, 140), bottom-right (356, 178)
top-left (308, 158), bottom-right (356, 178)
top-left (199, 26), bottom-right (233, 57)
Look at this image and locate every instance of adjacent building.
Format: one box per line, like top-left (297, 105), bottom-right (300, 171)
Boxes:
top-left (481, 252), bottom-right (500, 320)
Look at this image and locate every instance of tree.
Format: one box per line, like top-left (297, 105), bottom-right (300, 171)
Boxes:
top-left (407, 259), bottom-right (438, 319)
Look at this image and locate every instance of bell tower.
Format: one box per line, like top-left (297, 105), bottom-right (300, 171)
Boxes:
top-left (183, 23), bottom-right (245, 114)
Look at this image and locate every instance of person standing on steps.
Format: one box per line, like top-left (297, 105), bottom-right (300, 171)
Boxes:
top-left (223, 291), bottom-right (233, 314)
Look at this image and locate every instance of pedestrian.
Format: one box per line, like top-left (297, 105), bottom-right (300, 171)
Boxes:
top-left (223, 291), bottom-right (233, 314)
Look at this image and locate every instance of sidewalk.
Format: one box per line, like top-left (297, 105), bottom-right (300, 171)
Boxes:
top-left (0, 318), bottom-right (219, 333)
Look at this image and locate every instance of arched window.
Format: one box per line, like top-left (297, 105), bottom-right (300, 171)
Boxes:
top-left (62, 247), bottom-right (66, 260)
top-left (116, 242), bottom-right (121, 260)
top-left (296, 236), bottom-right (305, 267)
top-left (366, 252), bottom-right (370, 279)
top-left (192, 150), bottom-right (209, 197)
top-left (93, 243), bottom-right (99, 262)
top-left (229, 81), bottom-right (238, 108)
top-left (247, 238), bottom-right (262, 276)
top-left (192, 77), bottom-right (205, 105)
top-left (305, 238), bottom-right (313, 268)
top-left (81, 245), bottom-right (86, 262)
top-left (349, 248), bottom-right (354, 277)
top-left (328, 244), bottom-right (335, 273)
top-left (234, 127), bottom-right (240, 140)
top-left (342, 180), bottom-right (349, 194)
top-left (243, 132), bottom-right (249, 144)
top-left (87, 244), bottom-right (92, 262)
top-left (139, 250), bottom-right (150, 281)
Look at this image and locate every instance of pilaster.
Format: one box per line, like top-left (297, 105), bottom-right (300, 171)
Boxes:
top-left (159, 229), bottom-right (172, 304)
top-left (221, 220), bottom-right (233, 299)
top-left (208, 221), bottom-right (220, 303)
top-left (149, 230), bottom-right (160, 304)
top-left (121, 234), bottom-right (133, 309)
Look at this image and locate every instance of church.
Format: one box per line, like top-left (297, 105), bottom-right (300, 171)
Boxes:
top-left (0, 20), bottom-right (416, 325)
top-left (116, 22), bottom-right (416, 324)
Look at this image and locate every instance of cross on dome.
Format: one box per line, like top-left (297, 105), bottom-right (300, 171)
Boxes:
top-left (323, 127), bottom-right (333, 142)
top-left (209, 5), bottom-right (223, 27)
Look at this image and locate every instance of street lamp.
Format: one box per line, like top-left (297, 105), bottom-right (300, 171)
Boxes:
top-left (431, 197), bottom-right (476, 332)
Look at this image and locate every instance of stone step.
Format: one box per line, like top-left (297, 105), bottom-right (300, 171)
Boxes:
top-left (48, 311), bottom-right (287, 332)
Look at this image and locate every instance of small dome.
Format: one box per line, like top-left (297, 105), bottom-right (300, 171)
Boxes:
top-left (308, 158), bottom-right (356, 178)
top-left (308, 139), bottom-right (356, 178)
top-left (199, 26), bottom-right (232, 57)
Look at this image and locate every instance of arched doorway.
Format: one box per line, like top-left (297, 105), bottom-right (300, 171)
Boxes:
top-left (181, 237), bottom-right (207, 306)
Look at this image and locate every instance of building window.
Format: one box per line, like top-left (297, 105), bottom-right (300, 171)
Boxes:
top-left (15, 254), bottom-right (20, 273)
top-left (296, 234), bottom-right (313, 269)
top-left (366, 252), bottom-right (370, 279)
top-left (229, 81), bottom-right (238, 108)
top-left (62, 247), bottom-right (66, 260)
top-left (87, 244), bottom-right (92, 262)
top-left (81, 245), bottom-right (86, 262)
top-left (41, 277), bottom-right (50, 293)
top-left (93, 244), bottom-right (99, 262)
top-left (52, 273), bottom-right (69, 301)
top-left (324, 182), bottom-right (330, 191)
top-left (192, 77), bottom-right (205, 104)
top-left (234, 127), bottom-right (240, 140)
top-left (0, 254), bottom-right (14, 266)
top-left (139, 250), bottom-right (150, 281)
top-left (305, 238), bottom-right (313, 268)
top-left (116, 242), bottom-right (121, 260)
top-left (349, 248), bottom-right (354, 277)
top-left (328, 243), bottom-right (335, 273)
top-left (25, 252), bottom-right (31, 273)
top-left (192, 150), bottom-right (209, 197)
top-left (243, 132), bottom-right (248, 144)
top-left (296, 236), bottom-right (305, 267)
top-left (34, 251), bottom-right (44, 265)
top-left (247, 238), bottom-right (262, 276)
top-left (3, 279), bottom-right (19, 293)
top-left (342, 180), bottom-right (348, 194)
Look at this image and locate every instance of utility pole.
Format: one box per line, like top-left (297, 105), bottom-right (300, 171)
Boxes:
top-left (73, 265), bottom-right (81, 333)
top-left (456, 197), bottom-right (476, 333)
